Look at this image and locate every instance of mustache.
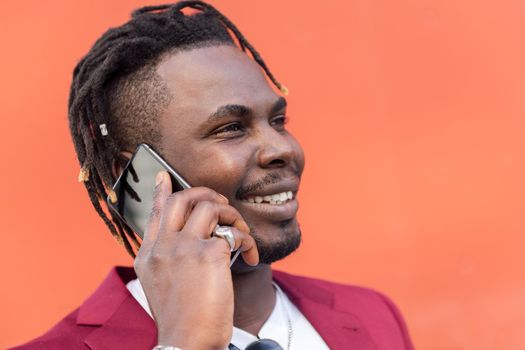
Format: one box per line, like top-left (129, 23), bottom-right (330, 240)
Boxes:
top-left (236, 172), bottom-right (286, 198)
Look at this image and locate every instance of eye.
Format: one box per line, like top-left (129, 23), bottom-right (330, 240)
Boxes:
top-left (270, 115), bottom-right (288, 130)
top-left (214, 122), bottom-right (246, 136)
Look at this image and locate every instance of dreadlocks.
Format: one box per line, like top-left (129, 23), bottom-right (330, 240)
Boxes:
top-left (68, 1), bottom-right (287, 257)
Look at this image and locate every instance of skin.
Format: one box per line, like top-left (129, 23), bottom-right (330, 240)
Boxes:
top-left (132, 44), bottom-right (305, 350)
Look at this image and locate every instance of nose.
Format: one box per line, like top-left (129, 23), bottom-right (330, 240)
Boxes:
top-left (256, 127), bottom-right (294, 169)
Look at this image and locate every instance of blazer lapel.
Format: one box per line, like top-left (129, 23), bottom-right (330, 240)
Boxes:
top-left (76, 267), bottom-right (157, 350)
top-left (273, 270), bottom-right (378, 350)
top-left (83, 296), bottom-right (157, 350)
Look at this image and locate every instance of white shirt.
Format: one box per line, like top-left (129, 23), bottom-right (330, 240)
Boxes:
top-left (127, 278), bottom-right (330, 350)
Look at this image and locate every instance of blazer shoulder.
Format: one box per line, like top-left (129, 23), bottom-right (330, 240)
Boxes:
top-left (273, 270), bottom-right (415, 350)
top-left (8, 308), bottom-right (92, 350)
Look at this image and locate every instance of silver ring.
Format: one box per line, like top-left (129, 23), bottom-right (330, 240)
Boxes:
top-left (213, 225), bottom-right (236, 252)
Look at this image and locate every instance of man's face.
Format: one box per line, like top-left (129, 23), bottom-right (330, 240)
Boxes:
top-left (155, 44), bottom-right (305, 265)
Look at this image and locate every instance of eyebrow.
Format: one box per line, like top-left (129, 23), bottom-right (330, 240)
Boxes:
top-left (206, 96), bottom-right (287, 124)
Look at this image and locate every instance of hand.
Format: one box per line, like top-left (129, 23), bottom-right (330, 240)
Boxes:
top-left (134, 171), bottom-right (259, 350)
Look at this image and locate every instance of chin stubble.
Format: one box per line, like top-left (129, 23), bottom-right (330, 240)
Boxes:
top-left (251, 222), bottom-right (302, 264)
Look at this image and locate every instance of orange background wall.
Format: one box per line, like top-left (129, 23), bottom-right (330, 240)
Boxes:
top-left (1, 1), bottom-right (524, 349)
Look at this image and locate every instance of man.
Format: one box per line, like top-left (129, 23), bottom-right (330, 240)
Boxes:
top-left (12, 1), bottom-right (414, 349)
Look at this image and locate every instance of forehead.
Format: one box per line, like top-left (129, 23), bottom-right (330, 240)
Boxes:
top-left (156, 44), bottom-right (279, 123)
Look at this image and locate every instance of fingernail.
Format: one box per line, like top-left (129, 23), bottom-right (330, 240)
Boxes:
top-left (155, 172), bottom-right (164, 186)
top-left (219, 193), bottom-right (228, 203)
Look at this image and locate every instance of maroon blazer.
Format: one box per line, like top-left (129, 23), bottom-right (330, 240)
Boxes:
top-left (11, 267), bottom-right (414, 350)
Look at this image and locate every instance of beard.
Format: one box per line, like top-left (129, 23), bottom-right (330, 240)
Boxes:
top-left (252, 222), bottom-right (302, 264)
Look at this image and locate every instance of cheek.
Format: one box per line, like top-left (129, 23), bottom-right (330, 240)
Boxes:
top-left (177, 145), bottom-right (251, 196)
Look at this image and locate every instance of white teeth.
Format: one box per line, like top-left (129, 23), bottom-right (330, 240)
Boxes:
top-left (243, 191), bottom-right (295, 205)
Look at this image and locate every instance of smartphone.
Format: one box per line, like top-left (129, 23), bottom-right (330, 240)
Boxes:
top-left (107, 144), bottom-right (241, 266)
top-left (107, 143), bottom-right (191, 238)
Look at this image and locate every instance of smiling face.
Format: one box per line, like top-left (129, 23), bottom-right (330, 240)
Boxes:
top-left (154, 44), bottom-right (305, 265)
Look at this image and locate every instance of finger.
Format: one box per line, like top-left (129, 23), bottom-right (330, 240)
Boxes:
top-left (141, 171), bottom-right (172, 252)
top-left (209, 227), bottom-right (259, 266)
top-left (157, 187), bottom-right (228, 241)
top-left (228, 228), bottom-right (259, 266)
top-left (182, 201), bottom-right (250, 239)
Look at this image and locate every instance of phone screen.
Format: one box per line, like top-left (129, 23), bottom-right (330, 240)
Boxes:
top-left (107, 144), bottom-right (190, 238)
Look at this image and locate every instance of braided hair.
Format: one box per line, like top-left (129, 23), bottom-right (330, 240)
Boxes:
top-left (68, 1), bottom-right (287, 257)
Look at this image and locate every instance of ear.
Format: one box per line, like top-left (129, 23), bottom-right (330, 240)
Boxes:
top-left (111, 151), bottom-right (133, 179)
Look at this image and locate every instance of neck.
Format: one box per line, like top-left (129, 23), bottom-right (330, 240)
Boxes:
top-left (232, 264), bottom-right (275, 335)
